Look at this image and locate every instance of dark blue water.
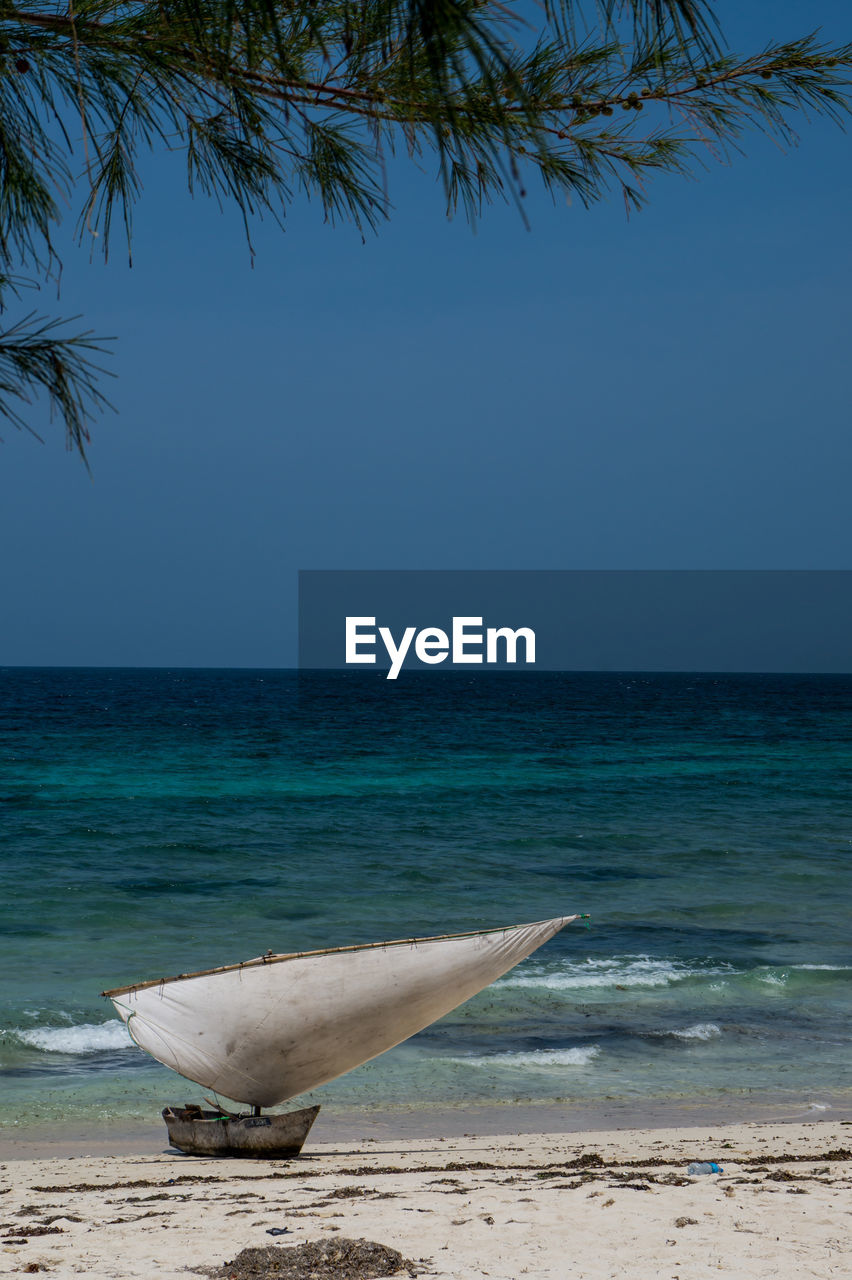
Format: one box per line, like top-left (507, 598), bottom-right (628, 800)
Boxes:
top-left (1, 668), bottom-right (850, 1127)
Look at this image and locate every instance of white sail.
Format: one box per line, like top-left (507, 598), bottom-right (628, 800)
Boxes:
top-left (104, 916), bottom-right (578, 1107)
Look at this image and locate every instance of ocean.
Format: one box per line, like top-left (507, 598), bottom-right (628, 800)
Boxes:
top-left (1, 668), bottom-right (850, 1134)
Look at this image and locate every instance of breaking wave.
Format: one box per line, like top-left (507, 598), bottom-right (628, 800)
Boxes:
top-left (456, 1046), bottom-right (601, 1069)
top-left (792, 965), bottom-right (852, 972)
top-left (755, 970), bottom-right (787, 987)
top-left (12, 1021), bottom-right (133, 1054)
top-left (499, 956), bottom-right (733, 992)
top-left (666, 1023), bottom-right (722, 1041)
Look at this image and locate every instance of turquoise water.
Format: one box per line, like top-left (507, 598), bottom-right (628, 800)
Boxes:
top-left (1, 668), bottom-right (850, 1130)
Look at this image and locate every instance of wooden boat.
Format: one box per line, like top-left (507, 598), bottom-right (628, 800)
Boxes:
top-left (103, 915), bottom-right (581, 1157)
top-left (161, 1103), bottom-right (320, 1157)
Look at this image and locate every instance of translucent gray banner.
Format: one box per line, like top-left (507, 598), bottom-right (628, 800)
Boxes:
top-left (298, 570), bottom-right (852, 675)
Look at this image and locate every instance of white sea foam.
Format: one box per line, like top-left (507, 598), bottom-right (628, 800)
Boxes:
top-left (22, 1008), bottom-right (74, 1022)
top-left (456, 1046), bottom-right (601, 1069)
top-left (755, 971), bottom-right (787, 987)
top-left (14, 1021), bottom-right (133, 1054)
top-left (792, 965), bottom-right (852, 972)
top-left (499, 956), bottom-right (731, 992)
top-left (667, 1023), bottom-right (722, 1041)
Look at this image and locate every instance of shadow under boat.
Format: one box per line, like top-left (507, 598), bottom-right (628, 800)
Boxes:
top-left (163, 1103), bottom-right (320, 1157)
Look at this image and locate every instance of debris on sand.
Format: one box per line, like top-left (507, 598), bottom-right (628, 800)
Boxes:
top-left (201, 1236), bottom-right (420, 1279)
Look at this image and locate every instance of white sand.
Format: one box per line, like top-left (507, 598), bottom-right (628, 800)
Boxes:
top-left (1, 1120), bottom-right (849, 1278)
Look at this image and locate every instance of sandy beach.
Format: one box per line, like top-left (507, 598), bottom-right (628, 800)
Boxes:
top-left (2, 1115), bottom-right (849, 1278)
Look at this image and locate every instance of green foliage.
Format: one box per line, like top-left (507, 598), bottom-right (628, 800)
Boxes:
top-left (0, 308), bottom-right (112, 461)
top-left (0, 0), bottom-right (850, 459)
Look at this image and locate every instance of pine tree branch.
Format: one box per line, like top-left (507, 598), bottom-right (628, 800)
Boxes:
top-left (0, 1), bottom-right (850, 460)
top-left (0, 312), bottom-right (113, 462)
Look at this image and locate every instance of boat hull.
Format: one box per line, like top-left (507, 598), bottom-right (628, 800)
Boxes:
top-left (162, 1104), bottom-right (320, 1157)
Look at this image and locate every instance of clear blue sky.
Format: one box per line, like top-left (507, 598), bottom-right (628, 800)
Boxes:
top-left (1, 2), bottom-right (850, 667)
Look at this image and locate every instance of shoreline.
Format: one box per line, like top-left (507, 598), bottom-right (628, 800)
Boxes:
top-left (4, 1090), bottom-right (850, 1161)
top-left (1, 1119), bottom-right (849, 1278)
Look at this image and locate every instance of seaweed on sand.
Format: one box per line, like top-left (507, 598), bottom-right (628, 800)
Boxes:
top-left (200, 1236), bottom-right (420, 1279)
